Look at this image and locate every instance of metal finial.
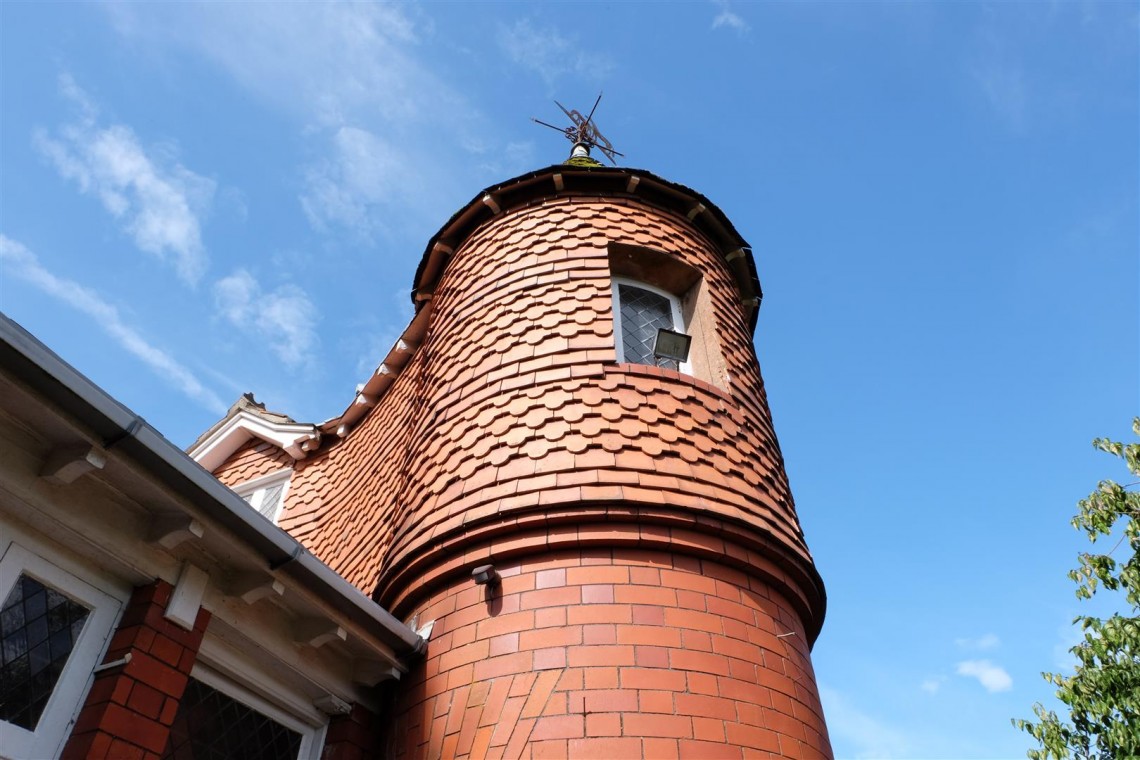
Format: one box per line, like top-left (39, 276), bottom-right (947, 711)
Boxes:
top-left (532, 92), bottom-right (624, 165)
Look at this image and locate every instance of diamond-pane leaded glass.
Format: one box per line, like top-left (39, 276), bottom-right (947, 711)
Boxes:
top-left (257, 483), bottom-right (285, 519)
top-left (618, 284), bottom-right (679, 370)
top-left (0, 574), bottom-right (91, 730)
top-left (162, 677), bottom-right (303, 760)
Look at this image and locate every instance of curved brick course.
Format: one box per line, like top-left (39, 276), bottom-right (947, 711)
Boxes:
top-left (386, 549), bottom-right (830, 760)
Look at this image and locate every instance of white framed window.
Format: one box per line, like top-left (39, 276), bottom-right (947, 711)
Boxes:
top-left (611, 277), bottom-right (691, 374)
top-left (233, 469), bottom-right (292, 524)
top-left (162, 662), bottom-right (325, 759)
top-left (0, 542), bottom-right (123, 759)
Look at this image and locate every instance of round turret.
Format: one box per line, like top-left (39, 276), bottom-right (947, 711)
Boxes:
top-left (373, 164), bottom-right (832, 759)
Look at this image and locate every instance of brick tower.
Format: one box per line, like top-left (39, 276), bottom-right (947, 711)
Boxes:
top-left (204, 146), bottom-right (831, 758)
top-left (368, 145), bottom-right (833, 758)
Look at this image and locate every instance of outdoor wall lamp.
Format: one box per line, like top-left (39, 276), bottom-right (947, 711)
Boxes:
top-left (471, 564), bottom-right (499, 587)
top-left (654, 328), bottom-right (692, 363)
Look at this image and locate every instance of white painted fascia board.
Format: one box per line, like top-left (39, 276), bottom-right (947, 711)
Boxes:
top-left (189, 410), bottom-right (318, 473)
top-left (330, 300), bottom-right (436, 435)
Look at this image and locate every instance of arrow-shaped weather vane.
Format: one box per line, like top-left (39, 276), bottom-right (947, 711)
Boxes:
top-left (532, 92), bottom-right (624, 165)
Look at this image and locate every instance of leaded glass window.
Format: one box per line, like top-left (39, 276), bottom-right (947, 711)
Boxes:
top-left (616, 282), bottom-right (682, 371)
top-left (233, 470), bottom-right (291, 524)
top-left (162, 677), bottom-right (303, 760)
top-left (0, 574), bottom-right (91, 730)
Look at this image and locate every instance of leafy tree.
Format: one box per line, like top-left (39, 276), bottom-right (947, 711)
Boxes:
top-left (1015, 419), bottom-right (1140, 758)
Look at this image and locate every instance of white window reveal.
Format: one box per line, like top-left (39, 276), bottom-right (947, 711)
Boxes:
top-left (233, 469), bottom-right (292, 524)
top-left (162, 664), bottom-right (324, 759)
top-left (0, 543), bottom-right (123, 759)
top-left (612, 277), bottom-right (691, 373)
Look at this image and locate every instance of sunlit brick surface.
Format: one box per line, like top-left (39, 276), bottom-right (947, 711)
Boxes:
top-left (62, 581), bottom-right (209, 760)
top-left (386, 549), bottom-right (830, 759)
top-left (210, 189), bottom-right (831, 757)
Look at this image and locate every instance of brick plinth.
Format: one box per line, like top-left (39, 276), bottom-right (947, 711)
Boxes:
top-left (386, 548), bottom-right (832, 760)
top-left (62, 580), bottom-right (210, 760)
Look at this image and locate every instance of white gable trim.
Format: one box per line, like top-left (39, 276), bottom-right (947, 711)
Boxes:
top-left (189, 410), bottom-right (319, 472)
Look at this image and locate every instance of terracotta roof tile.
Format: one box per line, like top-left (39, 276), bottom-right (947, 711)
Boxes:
top-left (237, 195), bottom-right (816, 603)
top-left (563, 435), bottom-right (590, 455)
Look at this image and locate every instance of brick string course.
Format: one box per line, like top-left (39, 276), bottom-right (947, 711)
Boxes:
top-left (61, 580), bottom-right (209, 760)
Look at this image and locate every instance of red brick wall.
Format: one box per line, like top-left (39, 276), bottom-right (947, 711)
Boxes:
top-left (387, 548), bottom-right (831, 759)
top-left (322, 704), bottom-right (382, 760)
top-left (62, 580), bottom-right (209, 760)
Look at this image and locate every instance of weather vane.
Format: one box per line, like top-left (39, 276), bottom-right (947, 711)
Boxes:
top-left (532, 93), bottom-right (624, 165)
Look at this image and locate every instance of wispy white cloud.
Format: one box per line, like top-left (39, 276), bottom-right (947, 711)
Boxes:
top-left (103, 4), bottom-right (499, 238)
top-left (711, 1), bottom-right (750, 34)
top-left (819, 686), bottom-right (914, 759)
top-left (1052, 619), bottom-right (1085, 672)
top-left (106, 4), bottom-right (422, 130)
top-left (0, 235), bottom-right (225, 414)
top-left (348, 287), bottom-right (416, 377)
top-left (301, 126), bottom-right (417, 238)
top-left (497, 19), bottom-right (614, 88)
top-left (955, 633), bottom-right (1001, 651)
top-left (213, 270), bottom-right (319, 369)
top-left (956, 659), bottom-right (1013, 693)
top-left (966, 15), bottom-right (1028, 131)
top-left (920, 677), bottom-right (944, 694)
top-left (34, 74), bottom-right (214, 284)
top-left (970, 61), bottom-right (1027, 130)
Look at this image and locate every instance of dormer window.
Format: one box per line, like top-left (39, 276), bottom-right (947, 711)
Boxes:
top-left (232, 469), bottom-right (291, 524)
top-left (612, 278), bottom-right (689, 372)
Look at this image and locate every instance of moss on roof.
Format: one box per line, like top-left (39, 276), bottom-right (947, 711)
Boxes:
top-left (563, 154), bottom-right (603, 168)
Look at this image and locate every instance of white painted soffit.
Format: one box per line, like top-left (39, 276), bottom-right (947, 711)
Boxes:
top-left (189, 410), bottom-right (319, 472)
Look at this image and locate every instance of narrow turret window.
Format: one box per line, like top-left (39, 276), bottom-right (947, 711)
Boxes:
top-left (612, 278), bottom-right (689, 372)
top-left (608, 243), bottom-right (730, 389)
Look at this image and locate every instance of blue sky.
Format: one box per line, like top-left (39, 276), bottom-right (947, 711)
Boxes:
top-left (1, 3), bottom-right (1136, 757)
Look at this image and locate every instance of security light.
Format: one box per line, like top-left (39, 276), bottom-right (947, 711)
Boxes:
top-left (654, 329), bottom-right (692, 363)
top-left (471, 564), bottom-right (499, 587)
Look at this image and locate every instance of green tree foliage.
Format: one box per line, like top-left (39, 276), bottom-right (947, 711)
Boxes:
top-left (1016, 419), bottom-right (1140, 758)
